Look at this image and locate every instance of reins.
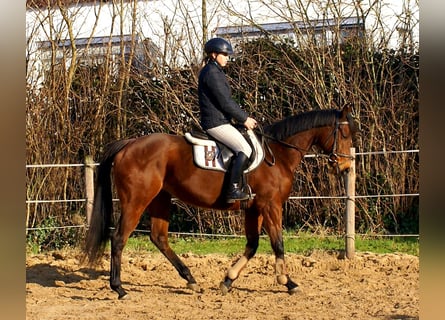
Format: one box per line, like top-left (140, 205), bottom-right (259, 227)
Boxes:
top-left (253, 125), bottom-right (275, 166)
top-left (255, 125), bottom-right (306, 166)
top-left (255, 119), bottom-right (354, 167)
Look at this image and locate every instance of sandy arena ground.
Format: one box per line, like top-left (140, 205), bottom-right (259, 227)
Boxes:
top-left (26, 249), bottom-right (418, 320)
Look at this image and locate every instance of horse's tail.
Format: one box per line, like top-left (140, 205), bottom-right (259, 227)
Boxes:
top-left (83, 138), bottom-right (134, 265)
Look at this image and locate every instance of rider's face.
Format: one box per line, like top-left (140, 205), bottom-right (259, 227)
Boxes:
top-left (213, 52), bottom-right (230, 67)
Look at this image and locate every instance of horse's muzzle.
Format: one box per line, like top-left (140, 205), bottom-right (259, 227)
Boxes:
top-left (327, 157), bottom-right (352, 175)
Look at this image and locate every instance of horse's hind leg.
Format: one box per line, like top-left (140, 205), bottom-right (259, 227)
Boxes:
top-left (148, 191), bottom-right (201, 292)
top-left (110, 193), bottom-right (151, 299)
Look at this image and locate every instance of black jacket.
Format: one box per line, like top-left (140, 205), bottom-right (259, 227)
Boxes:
top-left (198, 61), bottom-right (248, 130)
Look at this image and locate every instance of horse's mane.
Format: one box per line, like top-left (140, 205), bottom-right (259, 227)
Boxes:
top-left (263, 109), bottom-right (356, 141)
top-left (100, 138), bottom-right (136, 162)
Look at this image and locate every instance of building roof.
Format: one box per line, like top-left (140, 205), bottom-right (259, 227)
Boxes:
top-left (215, 17), bottom-right (364, 38)
top-left (37, 34), bottom-right (140, 49)
top-left (26, 0), bottom-right (108, 9)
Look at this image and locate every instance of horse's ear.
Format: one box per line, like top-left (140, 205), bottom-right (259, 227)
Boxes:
top-left (341, 104), bottom-right (353, 118)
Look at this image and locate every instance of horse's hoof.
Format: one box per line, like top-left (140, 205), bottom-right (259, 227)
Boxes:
top-left (288, 286), bottom-right (301, 295)
top-left (118, 292), bottom-right (130, 300)
top-left (219, 281), bottom-right (231, 295)
top-left (113, 286), bottom-right (128, 300)
top-left (285, 276), bottom-right (300, 295)
top-left (219, 276), bottom-right (234, 295)
top-left (187, 282), bottom-right (202, 293)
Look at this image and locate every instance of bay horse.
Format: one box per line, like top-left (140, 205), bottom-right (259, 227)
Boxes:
top-left (84, 105), bottom-right (356, 299)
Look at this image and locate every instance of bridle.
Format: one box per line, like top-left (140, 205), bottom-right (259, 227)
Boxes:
top-left (257, 119), bottom-right (354, 166)
top-left (323, 120), bottom-right (355, 166)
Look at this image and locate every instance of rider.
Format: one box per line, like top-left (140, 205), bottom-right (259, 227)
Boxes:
top-left (198, 37), bottom-right (258, 203)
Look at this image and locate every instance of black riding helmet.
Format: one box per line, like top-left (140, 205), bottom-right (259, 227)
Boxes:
top-left (204, 38), bottom-right (234, 55)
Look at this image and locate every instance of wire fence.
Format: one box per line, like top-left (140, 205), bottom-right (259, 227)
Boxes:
top-left (25, 149), bottom-right (419, 237)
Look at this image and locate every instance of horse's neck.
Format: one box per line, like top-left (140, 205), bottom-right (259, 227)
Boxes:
top-left (273, 133), bottom-right (314, 170)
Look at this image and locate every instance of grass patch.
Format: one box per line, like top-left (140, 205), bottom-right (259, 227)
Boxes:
top-left (126, 232), bottom-right (419, 256)
top-left (26, 230), bottom-right (418, 256)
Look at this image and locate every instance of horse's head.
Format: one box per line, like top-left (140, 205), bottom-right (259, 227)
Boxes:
top-left (322, 105), bottom-right (357, 175)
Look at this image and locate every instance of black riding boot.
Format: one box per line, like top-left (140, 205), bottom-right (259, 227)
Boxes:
top-left (225, 152), bottom-right (250, 203)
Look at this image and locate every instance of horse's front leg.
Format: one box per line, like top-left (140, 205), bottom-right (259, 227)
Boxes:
top-left (220, 209), bottom-right (262, 295)
top-left (263, 210), bottom-right (300, 294)
top-left (271, 235), bottom-right (300, 294)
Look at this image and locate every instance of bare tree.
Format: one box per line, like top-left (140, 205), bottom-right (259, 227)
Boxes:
top-left (26, 0), bottom-right (419, 250)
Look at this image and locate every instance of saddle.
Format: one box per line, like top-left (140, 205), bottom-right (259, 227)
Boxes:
top-left (184, 126), bottom-right (264, 173)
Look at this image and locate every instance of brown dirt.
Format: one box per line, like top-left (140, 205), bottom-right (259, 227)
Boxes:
top-left (26, 249), bottom-right (418, 320)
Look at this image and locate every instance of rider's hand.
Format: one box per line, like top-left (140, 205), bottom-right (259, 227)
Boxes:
top-left (244, 117), bottom-right (258, 130)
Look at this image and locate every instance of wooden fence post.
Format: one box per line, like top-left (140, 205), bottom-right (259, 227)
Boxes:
top-left (84, 155), bottom-right (95, 226)
top-left (344, 147), bottom-right (356, 259)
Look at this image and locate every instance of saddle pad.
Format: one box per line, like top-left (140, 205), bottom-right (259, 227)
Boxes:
top-left (184, 130), bottom-right (264, 173)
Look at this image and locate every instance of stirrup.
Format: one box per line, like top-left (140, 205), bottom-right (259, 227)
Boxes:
top-left (226, 193), bottom-right (250, 203)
